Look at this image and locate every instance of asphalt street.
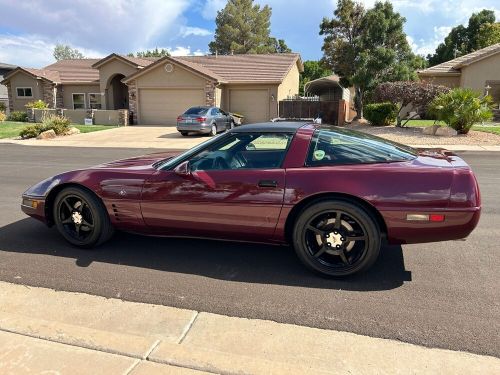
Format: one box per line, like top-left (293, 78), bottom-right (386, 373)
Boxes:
top-left (0, 144), bottom-right (498, 357)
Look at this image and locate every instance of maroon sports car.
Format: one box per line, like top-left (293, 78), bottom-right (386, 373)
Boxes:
top-left (22, 122), bottom-right (481, 277)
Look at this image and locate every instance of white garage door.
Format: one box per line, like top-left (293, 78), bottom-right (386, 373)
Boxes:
top-left (139, 88), bottom-right (205, 125)
top-left (229, 89), bottom-right (269, 124)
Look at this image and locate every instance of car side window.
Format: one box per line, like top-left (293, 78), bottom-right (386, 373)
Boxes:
top-left (189, 133), bottom-right (293, 171)
top-left (210, 108), bottom-right (219, 116)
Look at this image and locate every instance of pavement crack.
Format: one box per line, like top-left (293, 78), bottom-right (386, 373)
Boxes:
top-left (143, 339), bottom-right (161, 360)
top-left (177, 311), bottom-right (199, 344)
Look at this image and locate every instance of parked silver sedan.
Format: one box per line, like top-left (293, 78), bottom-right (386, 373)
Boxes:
top-left (177, 106), bottom-right (235, 136)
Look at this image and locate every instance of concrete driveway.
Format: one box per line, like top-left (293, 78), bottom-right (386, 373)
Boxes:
top-left (3, 125), bottom-right (210, 150)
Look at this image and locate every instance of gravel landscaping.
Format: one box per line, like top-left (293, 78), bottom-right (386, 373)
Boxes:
top-left (347, 121), bottom-right (500, 145)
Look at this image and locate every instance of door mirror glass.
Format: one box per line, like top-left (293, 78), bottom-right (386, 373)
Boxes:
top-left (174, 160), bottom-right (191, 176)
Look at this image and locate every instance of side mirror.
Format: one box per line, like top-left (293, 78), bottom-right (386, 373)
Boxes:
top-left (174, 160), bottom-right (191, 177)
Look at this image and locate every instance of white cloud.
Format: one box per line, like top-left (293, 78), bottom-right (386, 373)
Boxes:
top-left (0, 34), bottom-right (102, 67)
top-left (407, 25), bottom-right (453, 57)
top-left (179, 26), bottom-right (212, 38)
top-left (167, 46), bottom-right (206, 56)
top-left (202, 0), bottom-right (226, 19)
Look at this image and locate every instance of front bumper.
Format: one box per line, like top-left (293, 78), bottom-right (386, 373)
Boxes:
top-left (21, 195), bottom-right (47, 224)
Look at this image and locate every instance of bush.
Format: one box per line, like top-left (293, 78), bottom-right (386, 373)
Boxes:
top-left (0, 112), bottom-right (6, 122)
top-left (364, 102), bottom-right (397, 126)
top-left (429, 88), bottom-right (493, 134)
top-left (7, 111), bottom-right (29, 122)
top-left (25, 100), bottom-right (48, 109)
top-left (0, 102), bottom-right (6, 112)
top-left (19, 115), bottom-right (71, 139)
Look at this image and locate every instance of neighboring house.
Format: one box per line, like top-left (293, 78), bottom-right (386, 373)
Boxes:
top-left (1, 53), bottom-right (303, 125)
top-left (0, 62), bottom-right (16, 112)
top-left (418, 43), bottom-right (500, 105)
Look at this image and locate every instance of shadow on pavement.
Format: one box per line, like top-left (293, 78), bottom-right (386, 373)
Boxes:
top-left (158, 133), bottom-right (208, 139)
top-left (0, 218), bottom-right (412, 291)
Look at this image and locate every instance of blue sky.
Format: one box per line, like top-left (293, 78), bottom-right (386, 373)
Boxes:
top-left (0, 0), bottom-right (498, 67)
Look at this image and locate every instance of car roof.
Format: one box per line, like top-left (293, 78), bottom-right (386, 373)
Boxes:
top-left (231, 121), bottom-right (312, 133)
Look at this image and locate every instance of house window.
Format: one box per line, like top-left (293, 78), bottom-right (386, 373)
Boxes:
top-left (88, 93), bottom-right (102, 109)
top-left (16, 87), bottom-right (33, 98)
top-left (72, 93), bottom-right (86, 109)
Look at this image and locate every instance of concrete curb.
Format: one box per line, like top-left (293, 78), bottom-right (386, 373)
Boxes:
top-left (0, 281), bottom-right (499, 374)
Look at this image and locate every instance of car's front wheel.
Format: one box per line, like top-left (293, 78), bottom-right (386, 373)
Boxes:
top-left (180, 131), bottom-right (188, 136)
top-left (53, 186), bottom-right (114, 248)
top-left (293, 200), bottom-right (381, 277)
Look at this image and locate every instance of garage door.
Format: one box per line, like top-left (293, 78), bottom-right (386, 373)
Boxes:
top-left (139, 88), bottom-right (205, 125)
top-left (229, 89), bottom-right (269, 124)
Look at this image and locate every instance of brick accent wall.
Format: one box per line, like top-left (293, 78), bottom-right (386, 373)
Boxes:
top-left (205, 81), bottom-right (216, 106)
top-left (55, 85), bottom-right (64, 108)
top-left (6, 82), bottom-right (13, 112)
top-left (41, 82), bottom-right (56, 108)
top-left (127, 80), bottom-right (137, 125)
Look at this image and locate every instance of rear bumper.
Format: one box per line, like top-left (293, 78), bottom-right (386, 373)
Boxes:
top-left (176, 123), bottom-right (211, 133)
top-left (382, 207), bottom-right (481, 244)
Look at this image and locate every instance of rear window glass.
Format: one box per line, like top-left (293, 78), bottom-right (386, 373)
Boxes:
top-left (307, 127), bottom-right (417, 166)
top-left (184, 107), bottom-right (209, 115)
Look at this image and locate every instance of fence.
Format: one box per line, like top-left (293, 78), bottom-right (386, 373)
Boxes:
top-left (29, 109), bottom-right (128, 126)
top-left (278, 100), bottom-right (342, 125)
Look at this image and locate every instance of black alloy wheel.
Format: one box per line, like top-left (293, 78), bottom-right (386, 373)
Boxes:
top-left (293, 200), bottom-right (381, 277)
top-left (54, 187), bottom-right (114, 248)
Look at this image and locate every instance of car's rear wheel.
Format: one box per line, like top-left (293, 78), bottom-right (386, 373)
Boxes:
top-left (53, 187), bottom-right (114, 248)
top-left (293, 200), bottom-right (380, 277)
top-left (180, 131), bottom-right (188, 136)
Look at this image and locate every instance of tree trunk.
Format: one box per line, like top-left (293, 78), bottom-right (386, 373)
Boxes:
top-left (354, 87), bottom-right (364, 120)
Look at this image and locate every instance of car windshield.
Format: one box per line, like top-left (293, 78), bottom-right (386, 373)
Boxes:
top-left (307, 126), bottom-right (417, 166)
top-left (184, 107), bottom-right (209, 115)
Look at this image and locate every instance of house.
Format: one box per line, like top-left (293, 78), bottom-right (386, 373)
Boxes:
top-left (418, 43), bottom-right (500, 105)
top-left (0, 62), bottom-right (16, 112)
top-left (1, 53), bottom-right (303, 125)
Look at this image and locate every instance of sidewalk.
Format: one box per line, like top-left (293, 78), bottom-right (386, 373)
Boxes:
top-left (0, 281), bottom-right (498, 374)
top-left (1, 125), bottom-right (500, 151)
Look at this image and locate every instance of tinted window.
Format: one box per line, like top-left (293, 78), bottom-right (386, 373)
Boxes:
top-left (210, 108), bottom-right (220, 116)
top-left (189, 133), bottom-right (293, 171)
top-left (184, 107), bottom-right (209, 115)
top-left (307, 127), bottom-right (417, 166)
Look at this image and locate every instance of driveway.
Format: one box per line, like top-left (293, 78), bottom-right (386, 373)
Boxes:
top-left (0, 144), bottom-right (498, 357)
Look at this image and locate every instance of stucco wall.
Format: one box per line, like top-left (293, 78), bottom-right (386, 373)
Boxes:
top-left (98, 59), bottom-right (139, 109)
top-left (61, 84), bottom-right (100, 109)
top-left (7, 72), bottom-right (42, 111)
top-left (460, 53), bottom-right (500, 94)
top-left (419, 75), bottom-right (461, 88)
top-left (277, 63), bottom-right (300, 100)
top-left (135, 63), bottom-right (207, 88)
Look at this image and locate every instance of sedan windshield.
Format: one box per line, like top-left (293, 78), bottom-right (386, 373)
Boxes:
top-left (184, 107), bottom-right (209, 115)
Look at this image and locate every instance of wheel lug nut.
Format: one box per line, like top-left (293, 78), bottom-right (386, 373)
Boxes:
top-left (341, 237), bottom-right (345, 241)
top-left (336, 245), bottom-right (341, 249)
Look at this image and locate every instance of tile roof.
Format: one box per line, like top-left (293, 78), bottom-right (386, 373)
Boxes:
top-left (176, 53), bottom-right (302, 83)
top-left (419, 43), bottom-right (500, 75)
top-left (117, 55), bottom-right (158, 67)
top-left (42, 59), bottom-right (101, 83)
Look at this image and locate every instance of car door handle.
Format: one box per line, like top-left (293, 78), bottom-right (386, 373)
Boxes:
top-left (258, 180), bottom-right (278, 188)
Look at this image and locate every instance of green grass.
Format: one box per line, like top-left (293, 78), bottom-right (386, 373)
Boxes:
top-left (401, 119), bottom-right (444, 127)
top-left (396, 119), bottom-right (500, 135)
top-left (0, 121), bottom-right (117, 139)
top-left (472, 126), bottom-right (500, 135)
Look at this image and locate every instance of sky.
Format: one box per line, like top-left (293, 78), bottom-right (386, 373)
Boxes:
top-left (0, 0), bottom-right (499, 68)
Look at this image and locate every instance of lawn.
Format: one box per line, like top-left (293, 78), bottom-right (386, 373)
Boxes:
top-left (397, 119), bottom-right (500, 135)
top-left (0, 121), bottom-right (118, 139)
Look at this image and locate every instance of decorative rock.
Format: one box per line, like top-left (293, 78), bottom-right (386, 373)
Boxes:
top-left (36, 129), bottom-right (57, 139)
top-left (435, 126), bottom-right (458, 137)
top-left (422, 124), bottom-right (441, 135)
top-left (65, 126), bottom-right (81, 136)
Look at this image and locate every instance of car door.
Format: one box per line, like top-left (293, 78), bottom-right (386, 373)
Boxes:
top-left (140, 132), bottom-right (293, 242)
top-left (210, 108), bottom-right (222, 131)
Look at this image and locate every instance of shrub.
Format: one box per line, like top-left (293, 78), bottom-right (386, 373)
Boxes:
top-left (0, 112), bottom-right (6, 122)
top-left (0, 102), bottom-right (6, 112)
top-left (19, 125), bottom-right (41, 139)
top-left (25, 100), bottom-right (48, 109)
top-left (429, 88), bottom-right (493, 134)
top-left (8, 111), bottom-right (29, 122)
top-left (374, 81), bottom-right (450, 126)
top-left (364, 102), bottom-right (397, 126)
top-left (41, 115), bottom-right (71, 135)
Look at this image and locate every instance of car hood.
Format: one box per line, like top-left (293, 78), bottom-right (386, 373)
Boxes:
top-left (94, 151), bottom-right (181, 170)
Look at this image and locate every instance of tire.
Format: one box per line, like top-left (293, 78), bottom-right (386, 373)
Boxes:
top-left (292, 200), bottom-right (380, 277)
top-left (180, 131), bottom-right (188, 136)
top-left (53, 186), bottom-right (114, 248)
top-left (210, 124), bottom-right (217, 136)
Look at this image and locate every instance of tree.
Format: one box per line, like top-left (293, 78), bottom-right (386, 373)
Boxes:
top-left (127, 48), bottom-right (170, 58)
top-left (320, 0), bottom-right (419, 118)
top-left (427, 10), bottom-right (497, 66)
top-left (53, 44), bottom-right (84, 60)
top-left (429, 88), bottom-right (493, 134)
top-left (209, 0), bottom-right (289, 54)
top-left (300, 60), bottom-right (331, 95)
top-left (375, 81), bottom-right (450, 126)
top-left (477, 22), bottom-right (500, 48)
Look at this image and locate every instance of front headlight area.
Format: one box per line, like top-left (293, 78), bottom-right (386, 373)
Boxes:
top-left (23, 177), bottom-right (61, 198)
top-left (21, 196), bottom-right (44, 209)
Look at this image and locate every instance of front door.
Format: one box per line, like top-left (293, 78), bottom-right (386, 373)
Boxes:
top-left (140, 132), bottom-right (294, 242)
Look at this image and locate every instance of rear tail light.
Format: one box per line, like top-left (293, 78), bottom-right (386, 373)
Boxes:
top-left (196, 117), bottom-right (207, 123)
top-left (406, 214), bottom-right (445, 222)
top-left (177, 116), bottom-right (184, 122)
